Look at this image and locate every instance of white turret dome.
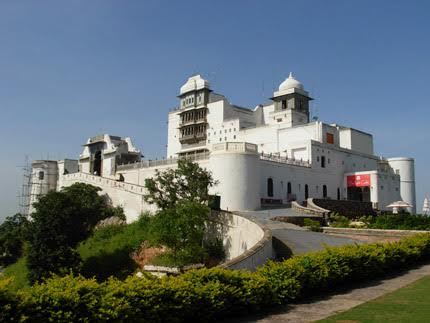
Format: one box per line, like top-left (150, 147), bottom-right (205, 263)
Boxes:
top-left (279, 72), bottom-right (304, 91)
top-left (180, 74), bottom-right (210, 95)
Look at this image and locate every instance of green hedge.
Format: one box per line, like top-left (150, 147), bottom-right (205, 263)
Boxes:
top-left (1, 234), bottom-right (430, 322)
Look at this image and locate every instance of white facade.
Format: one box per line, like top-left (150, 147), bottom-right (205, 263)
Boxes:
top-left (29, 73), bottom-right (417, 220)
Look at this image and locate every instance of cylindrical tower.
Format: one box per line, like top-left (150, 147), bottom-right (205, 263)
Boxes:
top-left (209, 142), bottom-right (260, 211)
top-left (28, 160), bottom-right (58, 214)
top-left (387, 157), bottom-right (416, 214)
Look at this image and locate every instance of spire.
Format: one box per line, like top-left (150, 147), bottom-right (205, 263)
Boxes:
top-left (289, 72), bottom-right (294, 79)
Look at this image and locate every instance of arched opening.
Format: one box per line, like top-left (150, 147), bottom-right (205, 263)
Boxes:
top-left (305, 184), bottom-right (309, 200)
top-left (287, 182), bottom-right (292, 195)
top-left (337, 187), bottom-right (341, 200)
top-left (267, 178), bottom-right (274, 197)
top-left (38, 171), bottom-right (44, 180)
top-left (93, 151), bottom-right (102, 176)
top-left (321, 156), bottom-right (326, 168)
top-left (323, 185), bottom-right (327, 198)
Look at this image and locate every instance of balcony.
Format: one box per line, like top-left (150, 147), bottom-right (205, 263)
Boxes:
top-left (179, 132), bottom-right (207, 144)
top-left (179, 117), bottom-right (207, 127)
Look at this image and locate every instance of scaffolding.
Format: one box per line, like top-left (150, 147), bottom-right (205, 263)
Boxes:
top-left (18, 157), bottom-right (58, 216)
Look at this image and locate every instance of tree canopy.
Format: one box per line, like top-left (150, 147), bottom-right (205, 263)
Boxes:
top-left (0, 213), bottom-right (29, 266)
top-left (144, 159), bottom-right (217, 210)
top-left (27, 183), bottom-right (123, 283)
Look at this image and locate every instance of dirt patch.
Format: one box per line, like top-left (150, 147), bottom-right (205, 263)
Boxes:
top-left (131, 242), bottom-right (166, 268)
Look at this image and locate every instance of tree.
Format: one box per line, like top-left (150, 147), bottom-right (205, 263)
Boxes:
top-left (150, 201), bottom-right (210, 264)
top-left (144, 159), bottom-right (217, 210)
top-left (0, 213), bottom-right (29, 266)
top-left (27, 183), bottom-right (121, 283)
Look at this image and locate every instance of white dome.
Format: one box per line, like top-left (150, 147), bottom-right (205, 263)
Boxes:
top-left (279, 72), bottom-right (304, 91)
top-left (180, 74), bottom-right (210, 95)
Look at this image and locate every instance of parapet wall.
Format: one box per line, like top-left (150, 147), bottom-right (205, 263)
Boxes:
top-left (61, 172), bottom-right (152, 222)
top-left (210, 211), bottom-right (272, 270)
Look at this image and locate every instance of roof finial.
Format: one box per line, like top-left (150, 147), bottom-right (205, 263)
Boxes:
top-left (289, 72), bottom-right (293, 78)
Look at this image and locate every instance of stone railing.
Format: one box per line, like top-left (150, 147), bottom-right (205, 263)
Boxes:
top-left (291, 201), bottom-right (328, 217)
top-left (117, 152), bottom-right (210, 171)
top-left (208, 210), bottom-right (272, 270)
top-left (211, 142), bottom-right (258, 153)
top-left (62, 172), bottom-right (146, 195)
top-left (260, 153), bottom-right (311, 167)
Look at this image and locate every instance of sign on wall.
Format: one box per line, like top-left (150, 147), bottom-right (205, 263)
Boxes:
top-left (347, 174), bottom-right (371, 187)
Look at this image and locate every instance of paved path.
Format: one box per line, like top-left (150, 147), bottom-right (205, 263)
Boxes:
top-left (238, 209), bottom-right (362, 256)
top-left (238, 262), bottom-right (430, 322)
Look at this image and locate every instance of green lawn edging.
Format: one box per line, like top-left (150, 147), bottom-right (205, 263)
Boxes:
top-left (1, 233), bottom-right (430, 322)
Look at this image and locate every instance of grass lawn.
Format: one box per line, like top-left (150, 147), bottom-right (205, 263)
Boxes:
top-left (78, 216), bottom-right (151, 280)
top-left (2, 216), bottom-right (151, 288)
top-left (320, 275), bottom-right (430, 323)
top-left (2, 257), bottom-right (30, 292)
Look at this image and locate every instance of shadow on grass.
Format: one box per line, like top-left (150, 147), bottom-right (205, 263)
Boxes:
top-left (80, 247), bottom-right (138, 281)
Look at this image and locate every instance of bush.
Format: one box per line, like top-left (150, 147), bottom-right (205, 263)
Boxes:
top-left (0, 278), bottom-right (22, 322)
top-left (367, 214), bottom-right (430, 230)
top-left (303, 218), bottom-right (322, 232)
top-left (2, 234), bottom-right (430, 322)
top-left (329, 214), bottom-right (350, 228)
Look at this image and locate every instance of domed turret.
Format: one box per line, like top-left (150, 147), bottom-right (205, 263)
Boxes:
top-left (180, 74), bottom-right (210, 95)
top-left (279, 72), bottom-right (304, 91)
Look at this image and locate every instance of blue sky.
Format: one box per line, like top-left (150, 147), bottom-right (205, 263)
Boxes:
top-left (1, 0), bottom-right (429, 221)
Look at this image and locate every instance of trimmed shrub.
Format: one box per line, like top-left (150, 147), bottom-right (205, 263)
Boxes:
top-left (367, 214), bottom-right (430, 230)
top-left (1, 234), bottom-right (430, 322)
top-left (0, 278), bottom-right (22, 322)
top-left (303, 218), bottom-right (322, 232)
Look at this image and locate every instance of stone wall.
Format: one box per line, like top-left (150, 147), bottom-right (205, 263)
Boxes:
top-left (209, 211), bottom-right (272, 270)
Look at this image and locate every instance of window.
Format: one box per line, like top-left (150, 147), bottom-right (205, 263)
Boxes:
top-left (326, 133), bottom-right (334, 144)
top-left (267, 178), bottom-right (274, 197)
top-left (305, 184), bottom-right (309, 199)
top-left (233, 135), bottom-right (236, 139)
top-left (396, 169), bottom-right (400, 175)
top-left (323, 185), bottom-right (327, 198)
top-left (287, 182), bottom-right (292, 194)
top-left (321, 156), bottom-right (326, 168)
top-left (281, 100), bottom-right (287, 110)
top-left (38, 171), bottom-right (44, 180)
top-left (337, 188), bottom-right (341, 200)
top-left (277, 118), bottom-right (282, 122)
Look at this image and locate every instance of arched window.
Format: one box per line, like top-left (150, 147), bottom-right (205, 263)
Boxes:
top-left (267, 178), bottom-right (274, 197)
top-left (323, 185), bottom-right (327, 198)
top-left (287, 182), bottom-right (292, 194)
top-left (321, 156), bottom-right (326, 168)
top-left (305, 184), bottom-right (309, 200)
top-left (38, 171), bottom-right (44, 180)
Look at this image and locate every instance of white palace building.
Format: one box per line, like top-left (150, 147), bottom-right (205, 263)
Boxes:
top-left (28, 73), bottom-right (416, 221)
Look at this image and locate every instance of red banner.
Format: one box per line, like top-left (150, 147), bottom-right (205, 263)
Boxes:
top-left (347, 174), bottom-right (371, 187)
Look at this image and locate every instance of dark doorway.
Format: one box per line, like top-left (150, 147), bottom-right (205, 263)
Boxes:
top-left (347, 186), bottom-right (370, 202)
top-left (337, 188), bottom-right (341, 200)
top-left (267, 178), bottom-right (274, 197)
top-left (93, 151), bottom-right (102, 176)
top-left (323, 185), bottom-right (327, 198)
top-left (305, 184), bottom-right (309, 200)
